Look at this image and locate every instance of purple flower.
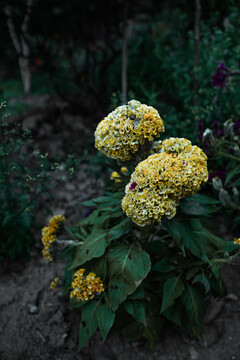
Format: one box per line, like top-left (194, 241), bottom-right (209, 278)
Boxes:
top-left (208, 166), bottom-right (226, 183)
top-left (217, 62), bottom-right (228, 71)
top-left (129, 182), bottom-right (137, 190)
top-left (234, 118), bottom-right (240, 136)
top-left (82, 208), bottom-right (92, 219)
top-left (211, 62), bottom-right (229, 88)
top-left (198, 120), bottom-right (204, 142)
top-left (213, 120), bottom-right (224, 138)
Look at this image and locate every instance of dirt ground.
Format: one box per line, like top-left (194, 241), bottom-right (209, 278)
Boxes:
top-left (1, 96), bottom-right (240, 360)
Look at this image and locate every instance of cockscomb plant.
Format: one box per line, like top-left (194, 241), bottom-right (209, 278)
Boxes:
top-left (41, 100), bottom-right (239, 350)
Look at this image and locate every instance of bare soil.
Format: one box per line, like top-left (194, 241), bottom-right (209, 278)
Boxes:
top-left (1, 96), bottom-right (240, 360)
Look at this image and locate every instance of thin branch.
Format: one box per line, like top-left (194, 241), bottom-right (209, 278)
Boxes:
top-left (121, 0), bottom-right (129, 104)
top-left (194, 0), bottom-right (201, 105)
top-left (21, 0), bottom-right (34, 33)
top-left (4, 6), bottom-right (21, 55)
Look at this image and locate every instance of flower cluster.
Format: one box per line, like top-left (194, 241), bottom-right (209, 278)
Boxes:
top-left (70, 269), bottom-right (104, 302)
top-left (95, 100), bottom-right (164, 161)
top-left (122, 138), bottom-right (208, 226)
top-left (211, 62), bottom-right (229, 88)
top-left (41, 215), bottom-right (65, 261)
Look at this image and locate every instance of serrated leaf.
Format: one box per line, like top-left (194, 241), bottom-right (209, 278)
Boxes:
top-left (78, 301), bottom-right (100, 350)
top-left (161, 276), bottom-right (185, 313)
top-left (69, 227), bottom-right (107, 269)
top-left (123, 299), bottom-right (146, 323)
top-left (97, 304), bottom-right (115, 341)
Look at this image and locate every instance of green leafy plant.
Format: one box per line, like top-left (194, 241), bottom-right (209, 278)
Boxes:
top-left (0, 101), bottom-right (68, 260)
top-left (41, 100), bottom-right (240, 350)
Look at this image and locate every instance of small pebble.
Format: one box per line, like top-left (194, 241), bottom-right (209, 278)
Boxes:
top-left (28, 304), bottom-right (38, 314)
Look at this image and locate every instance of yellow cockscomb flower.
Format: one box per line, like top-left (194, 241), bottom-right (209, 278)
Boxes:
top-left (50, 277), bottom-right (60, 290)
top-left (111, 167), bottom-right (129, 183)
top-left (122, 139), bottom-right (208, 226)
top-left (70, 269), bottom-right (104, 302)
top-left (234, 238), bottom-right (240, 245)
top-left (41, 215), bottom-right (66, 261)
top-left (111, 171), bottom-right (121, 183)
top-left (153, 137), bottom-right (192, 154)
top-left (121, 166), bottom-right (128, 174)
top-left (95, 100), bottom-right (164, 161)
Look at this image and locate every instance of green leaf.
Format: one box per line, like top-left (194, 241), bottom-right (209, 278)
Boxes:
top-left (225, 165), bottom-right (240, 185)
top-left (91, 256), bottom-right (107, 280)
top-left (108, 244), bottom-right (151, 310)
top-left (186, 193), bottom-right (220, 205)
top-left (180, 197), bottom-right (220, 215)
top-left (165, 218), bottom-right (185, 254)
top-left (181, 284), bottom-right (204, 333)
top-left (78, 301), bottom-right (100, 350)
top-left (69, 227), bottom-right (107, 269)
top-left (123, 299), bottom-right (146, 323)
top-left (80, 196), bottom-right (112, 206)
top-left (79, 209), bottom-right (100, 225)
top-left (185, 267), bottom-right (200, 280)
top-left (152, 257), bottom-right (176, 273)
top-left (161, 276), bottom-right (185, 312)
top-left (147, 240), bottom-right (169, 255)
top-left (208, 265), bottom-right (226, 296)
top-left (128, 286), bottom-right (145, 300)
top-left (163, 300), bottom-right (183, 328)
top-left (108, 276), bottom-right (136, 311)
top-left (143, 313), bottom-right (164, 349)
top-left (193, 272), bottom-right (210, 293)
top-left (97, 304), bottom-right (115, 341)
top-left (122, 320), bottom-right (144, 342)
top-left (108, 218), bottom-right (132, 241)
top-left (108, 244), bottom-right (151, 282)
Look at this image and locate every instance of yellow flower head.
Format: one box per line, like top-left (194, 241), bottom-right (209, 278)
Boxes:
top-left (50, 277), bottom-right (60, 290)
top-left (111, 171), bottom-right (121, 183)
top-left (41, 215), bottom-right (66, 261)
top-left (95, 100), bottom-right (164, 161)
top-left (234, 237), bottom-right (240, 245)
top-left (121, 166), bottom-right (128, 174)
top-left (122, 138), bottom-right (208, 226)
top-left (70, 268), bottom-right (104, 302)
